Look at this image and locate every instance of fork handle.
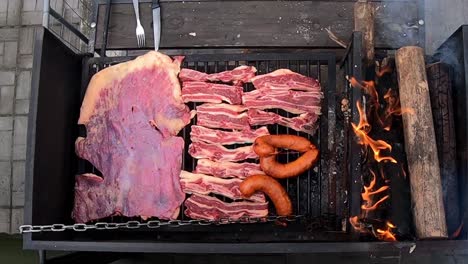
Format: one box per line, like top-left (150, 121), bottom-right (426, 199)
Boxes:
top-left (132, 0), bottom-right (141, 22)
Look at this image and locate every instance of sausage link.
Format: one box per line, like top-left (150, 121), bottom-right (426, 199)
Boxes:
top-left (239, 174), bottom-right (292, 216)
top-left (253, 135), bottom-right (319, 179)
top-left (260, 147), bottom-right (319, 179)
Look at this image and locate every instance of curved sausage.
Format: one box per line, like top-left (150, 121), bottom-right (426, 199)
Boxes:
top-left (239, 174), bottom-right (292, 216)
top-left (253, 135), bottom-right (319, 179)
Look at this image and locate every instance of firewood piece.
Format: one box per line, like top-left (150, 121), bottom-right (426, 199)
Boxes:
top-left (426, 62), bottom-right (460, 235)
top-left (395, 46), bottom-right (448, 239)
top-left (354, 0), bottom-right (375, 64)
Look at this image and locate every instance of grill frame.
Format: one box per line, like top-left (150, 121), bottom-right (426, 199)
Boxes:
top-left (25, 28), bottom-right (468, 253)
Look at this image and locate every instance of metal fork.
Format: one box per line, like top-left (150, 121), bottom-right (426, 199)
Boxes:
top-left (132, 0), bottom-right (145, 47)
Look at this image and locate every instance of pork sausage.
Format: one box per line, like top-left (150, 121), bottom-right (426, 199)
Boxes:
top-left (253, 135), bottom-right (319, 179)
top-left (239, 174), bottom-right (292, 216)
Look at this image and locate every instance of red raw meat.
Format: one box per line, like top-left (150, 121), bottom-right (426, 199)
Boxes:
top-left (248, 109), bottom-right (319, 135)
top-left (196, 103), bottom-right (249, 130)
top-left (179, 68), bottom-right (208, 82)
top-left (207, 65), bottom-right (257, 85)
top-left (250, 69), bottom-right (321, 91)
top-left (180, 171), bottom-right (265, 202)
top-left (184, 194), bottom-right (268, 220)
top-left (242, 89), bottom-right (322, 114)
top-left (190, 125), bottom-right (269, 145)
top-left (195, 159), bottom-right (264, 179)
top-left (182, 82), bottom-right (243, 104)
top-left (179, 66), bottom-right (256, 85)
top-left (189, 141), bottom-right (257, 162)
top-left (73, 52), bottom-right (193, 223)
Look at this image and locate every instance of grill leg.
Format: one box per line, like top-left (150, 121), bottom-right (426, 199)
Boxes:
top-left (38, 250), bottom-right (46, 264)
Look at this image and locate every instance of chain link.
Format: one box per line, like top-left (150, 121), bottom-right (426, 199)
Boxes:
top-left (19, 215), bottom-right (304, 233)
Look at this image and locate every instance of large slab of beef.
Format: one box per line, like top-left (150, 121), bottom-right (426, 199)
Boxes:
top-left (184, 194), bottom-right (268, 221)
top-left (73, 52), bottom-right (193, 223)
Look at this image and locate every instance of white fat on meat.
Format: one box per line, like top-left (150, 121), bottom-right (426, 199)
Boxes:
top-left (190, 125), bottom-right (269, 145)
top-left (184, 194), bottom-right (268, 220)
top-left (180, 171), bottom-right (265, 203)
top-left (194, 159), bottom-right (264, 179)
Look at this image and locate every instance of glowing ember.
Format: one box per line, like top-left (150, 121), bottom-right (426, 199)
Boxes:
top-left (376, 222), bottom-right (397, 241)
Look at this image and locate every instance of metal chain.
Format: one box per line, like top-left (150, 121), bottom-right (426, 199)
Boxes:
top-left (19, 215), bottom-right (304, 233)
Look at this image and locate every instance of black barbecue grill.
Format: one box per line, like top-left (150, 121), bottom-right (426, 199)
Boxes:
top-left (22, 0), bottom-right (468, 259)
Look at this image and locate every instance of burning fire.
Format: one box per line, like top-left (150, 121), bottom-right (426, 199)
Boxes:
top-left (348, 77), bottom-right (379, 107)
top-left (376, 222), bottom-right (397, 241)
top-left (348, 65), bottom-right (407, 241)
top-left (361, 171), bottom-right (389, 212)
top-left (351, 101), bottom-right (397, 163)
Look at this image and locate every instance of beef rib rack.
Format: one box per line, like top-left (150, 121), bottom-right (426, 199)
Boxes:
top-left (73, 51), bottom-right (193, 223)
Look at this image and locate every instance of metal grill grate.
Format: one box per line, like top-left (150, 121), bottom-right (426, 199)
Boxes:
top-left (78, 52), bottom-right (342, 231)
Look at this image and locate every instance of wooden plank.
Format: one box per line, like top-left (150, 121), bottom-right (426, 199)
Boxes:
top-left (95, 1), bottom-right (420, 49)
top-left (395, 46), bottom-right (447, 239)
top-left (354, 1), bottom-right (375, 63)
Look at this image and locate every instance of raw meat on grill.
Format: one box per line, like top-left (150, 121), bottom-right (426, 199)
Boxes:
top-left (179, 68), bottom-right (208, 82)
top-left (250, 69), bottom-right (321, 92)
top-left (180, 171), bottom-right (265, 203)
top-left (248, 109), bottom-right (319, 135)
top-left (207, 65), bottom-right (257, 85)
top-left (190, 125), bottom-right (269, 145)
top-left (242, 89), bottom-right (322, 114)
top-left (73, 51), bottom-right (192, 223)
top-left (189, 141), bottom-right (257, 162)
top-left (184, 194), bottom-right (268, 220)
top-left (179, 65), bottom-right (257, 85)
top-left (195, 159), bottom-right (264, 179)
top-left (182, 82), bottom-right (243, 104)
top-left (196, 103), bottom-right (249, 130)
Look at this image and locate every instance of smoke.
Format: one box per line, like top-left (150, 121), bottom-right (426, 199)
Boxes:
top-left (433, 36), bottom-right (462, 78)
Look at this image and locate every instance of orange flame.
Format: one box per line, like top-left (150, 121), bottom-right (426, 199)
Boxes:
top-left (356, 101), bottom-right (371, 133)
top-left (349, 77), bottom-right (379, 106)
top-left (348, 74), bottom-right (402, 242)
top-left (352, 98), bottom-right (397, 163)
top-left (376, 222), bottom-right (397, 241)
top-left (349, 216), bottom-right (367, 233)
top-left (361, 171), bottom-right (390, 211)
top-left (383, 88), bottom-right (414, 119)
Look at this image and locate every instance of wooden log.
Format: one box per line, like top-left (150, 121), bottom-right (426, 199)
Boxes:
top-left (395, 46), bottom-right (448, 239)
top-left (354, 0), bottom-right (375, 64)
top-left (426, 62), bottom-right (460, 235)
